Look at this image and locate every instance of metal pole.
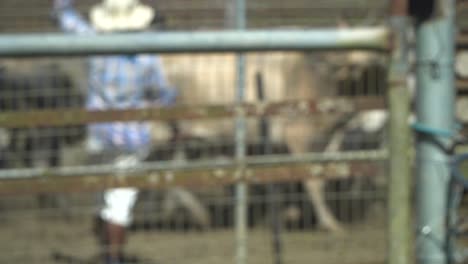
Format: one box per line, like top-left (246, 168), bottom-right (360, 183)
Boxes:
top-left (256, 72), bottom-right (283, 264)
top-left (0, 29), bottom-right (389, 57)
top-left (234, 0), bottom-right (248, 264)
top-left (416, 0), bottom-right (456, 263)
top-left (388, 1), bottom-right (411, 264)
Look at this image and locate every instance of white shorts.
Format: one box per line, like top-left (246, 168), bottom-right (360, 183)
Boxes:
top-left (97, 153), bottom-right (143, 227)
top-left (100, 187), bottom-right (138, 227)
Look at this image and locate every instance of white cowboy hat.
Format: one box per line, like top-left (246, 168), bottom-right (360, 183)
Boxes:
top-left (90, 0), bottom-right (155, 32)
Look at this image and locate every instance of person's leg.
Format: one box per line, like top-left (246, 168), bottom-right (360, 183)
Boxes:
top-left (99, 187), bottom-right (138, 262)
top-left (106, 220), bottom-right (126, 261)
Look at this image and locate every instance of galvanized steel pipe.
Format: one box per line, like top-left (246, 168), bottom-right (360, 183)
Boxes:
top-left (0, 28), bottom-right (389, 57)
top-left (415, 0), bottom-right (456, 263)
top-left (234, 1), bottom-right (249, 264)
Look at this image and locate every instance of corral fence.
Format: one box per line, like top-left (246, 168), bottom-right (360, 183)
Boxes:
top-left (0, 3), bottom-right (411, 264)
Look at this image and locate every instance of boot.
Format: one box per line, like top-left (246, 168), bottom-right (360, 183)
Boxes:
top-left (93, 216), bottom-right (127, 264)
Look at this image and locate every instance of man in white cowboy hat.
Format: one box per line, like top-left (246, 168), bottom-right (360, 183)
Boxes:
top-left (53, 0), bottom-right (176, 263)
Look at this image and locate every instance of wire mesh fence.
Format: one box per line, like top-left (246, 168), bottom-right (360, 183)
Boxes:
top-left (0, 184), bottom-right (387, 264)
top-left (0, 0), bottom-right (388, 33)
top-left (0, 1), bottom-right (390, 264)
top-left (0, 52), bottom-right (389, 264)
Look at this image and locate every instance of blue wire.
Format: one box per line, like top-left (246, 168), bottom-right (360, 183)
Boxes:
top-left (411, 122), bottom-right (455, 138)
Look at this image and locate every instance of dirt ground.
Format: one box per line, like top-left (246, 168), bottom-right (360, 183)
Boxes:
top-left (0, 210), bottom-right (386, 264)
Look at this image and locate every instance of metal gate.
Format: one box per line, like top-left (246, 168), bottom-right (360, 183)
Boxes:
top-left (0, 1), bottom-right (410, 264)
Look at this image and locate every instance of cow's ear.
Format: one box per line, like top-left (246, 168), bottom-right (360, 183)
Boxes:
top-left (409, 0), bottom-right (436, 23)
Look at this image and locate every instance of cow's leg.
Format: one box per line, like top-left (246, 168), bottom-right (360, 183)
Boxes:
top-left (285, 119), bottom-right (346, 233)
top-left (162, 188), bottom-right (211, 229)
top-left (174, 188), bottom-right (210, 229)
top-left (304, 179), bottom-right (344, 233)
top-left (305, 125), bottom-right (352, 233)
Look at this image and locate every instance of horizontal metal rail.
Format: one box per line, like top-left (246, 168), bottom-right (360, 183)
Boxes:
top-left (0, 162), bottom-right (382, 195)
top-left (0, 150), bottom-right (387, 180)
top-left (0, 28), bottom-right (390, 57)
top-left (0, 150), bottom-right (387, 195)
top-left (0, 97), bottom-right (385, 128)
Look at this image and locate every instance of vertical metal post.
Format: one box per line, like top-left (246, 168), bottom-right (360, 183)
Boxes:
top-left (234, 0), bottom-right (248, 264)
top-left (388, 1), bottom-right (411, 264)
top-left (256, 72), bottom-right (283, 264)
top-left (416, 0), bottom-right (456, 263)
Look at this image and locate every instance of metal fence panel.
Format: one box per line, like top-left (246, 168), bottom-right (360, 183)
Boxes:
top-left (0, 51), bottom-right (389, 264)
top-left (0, 1), bottom-right (390, 263)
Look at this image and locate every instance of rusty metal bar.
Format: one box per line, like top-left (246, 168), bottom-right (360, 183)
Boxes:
top-left (0, 28), bottom-right (390, 57)
top-left (457, 34), bottom-right (468, 47)
top-left (456, 80), bottom-right (468, 92)
top-left (0, 97), bottom-right (385, 128)
top-left (0, 160), bottom-right (383, 195)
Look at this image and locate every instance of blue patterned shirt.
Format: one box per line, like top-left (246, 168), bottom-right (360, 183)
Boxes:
top-left (55, 5), bottom-right (176, 153)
